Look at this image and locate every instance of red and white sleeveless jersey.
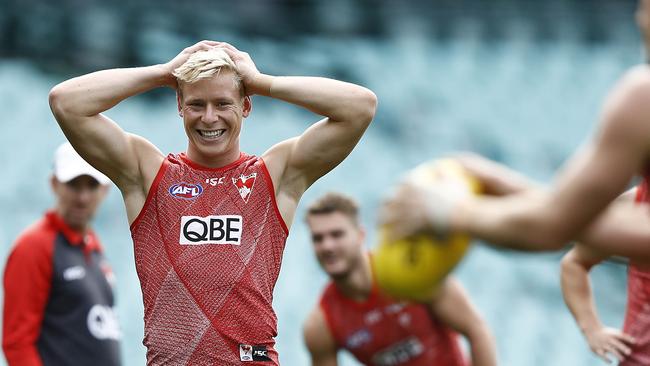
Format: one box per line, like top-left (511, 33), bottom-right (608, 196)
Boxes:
top-left (319, 281), bottom-right (466, 366)
top-left (130, 153), bottom-right (288, 365)
top-left (621, 176), bottom-right (650, 366)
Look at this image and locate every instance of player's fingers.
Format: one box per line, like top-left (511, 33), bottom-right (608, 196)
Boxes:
top-left (611, 338), bottom-right (632, 356)
top-left (219, 46), bottom-right (242, 62)
top-left (216, 42), bottom-right (239, 52)
top-left (188, 40), bottom-right (219, 52)
top-left (199, 40), bottom-right (220, 46)
top-left (605, 344), bottom-right (626, 362)
top-left (619, 333), bottom-right (637, 345)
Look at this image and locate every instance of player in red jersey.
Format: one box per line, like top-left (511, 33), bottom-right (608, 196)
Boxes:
top-left (380, 0), bottom-right (650, 258)
top-left (303, 192), bottom-right (496, 366)
top-left (48, 41), bottom-right (377, 365)
top-left (560, 184), bottom-right (650, 366)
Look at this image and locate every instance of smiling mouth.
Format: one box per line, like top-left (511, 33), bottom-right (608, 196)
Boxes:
top-left (197, 129), bottom-right (225, 139)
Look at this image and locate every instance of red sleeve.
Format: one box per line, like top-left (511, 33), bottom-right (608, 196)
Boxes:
top-left (2, 227), bottom-right (54, 366)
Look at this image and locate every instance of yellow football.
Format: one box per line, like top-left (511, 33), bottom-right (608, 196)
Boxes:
top-left (372, 159), bottom-right (481, 301)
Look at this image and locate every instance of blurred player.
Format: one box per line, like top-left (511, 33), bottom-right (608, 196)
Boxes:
top-left (303, 192), bottom-right (496, 366)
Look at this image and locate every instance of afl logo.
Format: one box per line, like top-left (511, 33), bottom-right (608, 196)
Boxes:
top-left (169, 183), bottom-right (203, 200)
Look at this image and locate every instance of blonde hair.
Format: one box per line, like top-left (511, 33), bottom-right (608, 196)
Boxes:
top-left (306, 192), bottom-right (360, 225)
top-left (173, 48), bottom-right (243, 95)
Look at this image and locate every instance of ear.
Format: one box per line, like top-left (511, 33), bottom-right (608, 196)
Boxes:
top-left (242, 96), bottom-right (252, 118)
top-left (176, 91), bottom-right (183, 118)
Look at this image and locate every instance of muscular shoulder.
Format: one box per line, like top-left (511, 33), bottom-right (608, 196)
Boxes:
top-left (123, 133), bottom-right (164, 188)
top-left (261, 138), bottom-right (295, 181)
top-left (128, 134), bottom-right (164, 171)
top-left (262, 137), bottom-right (309, 197)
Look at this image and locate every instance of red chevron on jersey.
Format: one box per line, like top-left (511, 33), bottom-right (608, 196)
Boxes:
top-left (233, 173), bottom-right (257, 202)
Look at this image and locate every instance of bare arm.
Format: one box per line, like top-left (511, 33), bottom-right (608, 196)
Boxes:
top-left (263, 75), bottom-right (377, 183)
top-left (452, 68), bottom-right (650, 250)
top-left (456, 157), bottom-right (641, 255)
top-left (430, 278), bottom-right (497, 366)
top-left (380, 155), bottom-right (542, 242)
top-left (49, 65), bottom-right (167, 187)
top-left (453, 152), bottom-right (541, 196)
top-left (261, 76), bottom-right (377, 226)
top-left (303, 307), bottom-right (339, 366)
top-left (49, 41), bottom-right (219, 222)
top-left (560, 245), bottom-right (635, 363)
top-left (574, 198), bottom-right (650, 263)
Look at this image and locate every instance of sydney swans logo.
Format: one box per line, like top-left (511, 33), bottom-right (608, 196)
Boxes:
top-left (233, 173), bottom-right (257, 203)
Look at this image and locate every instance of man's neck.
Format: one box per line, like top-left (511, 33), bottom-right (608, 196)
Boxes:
top-left (186, 146), bottom-right (241, 169)
top-left (333, 253), bottom-right (374, 302)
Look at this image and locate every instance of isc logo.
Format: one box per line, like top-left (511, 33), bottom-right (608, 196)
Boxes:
top-left (169, 183), bottom-right (203, 199)
top-left (253, 350), bottom-right (267, 357)
top-left (180, 215), bottom-right (243, 245)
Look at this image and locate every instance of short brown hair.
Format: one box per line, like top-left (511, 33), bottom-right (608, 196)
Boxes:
top-left (305, 192), bottom-right (360, 224)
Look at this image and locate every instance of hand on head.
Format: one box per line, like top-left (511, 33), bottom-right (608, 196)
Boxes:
top-left (163, 40), bottom-right (221, 88)
top-left (165, 40), bottom-right (264, 95)
top-left (215, 42), bottom-right (264, 95)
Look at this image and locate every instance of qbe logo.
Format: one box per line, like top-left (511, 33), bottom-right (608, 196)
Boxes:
top-left (179, 215), bottom-right (243, 245)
